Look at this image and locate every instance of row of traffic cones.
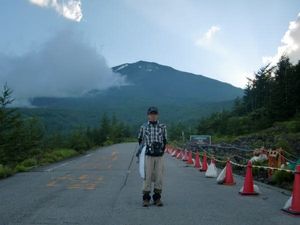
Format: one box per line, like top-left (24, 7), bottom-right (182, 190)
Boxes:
top-left (172, 149), bottom-right (259, 197)
top-left (168, 148), bottom-right (215, 173)
top-left (168, 148), bottom-right (208, 171)
top-left (216, 160), bottom-right (261, 195)
top-left (213, 154), bottom-right (300, 215)
top-left (165, 146), bottom-right (300, 216)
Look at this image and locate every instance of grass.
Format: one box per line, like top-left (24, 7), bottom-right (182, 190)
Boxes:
top-left (0, 148), bottom-right (79, 179)
top-left (270, 170), bottom-right (294, 189)
top-left (39, 148), bottom-right (79, 166)
top-left (0, 164), bottom-right (15, 178)
top-left (0, 137), bottom-right (132, 180)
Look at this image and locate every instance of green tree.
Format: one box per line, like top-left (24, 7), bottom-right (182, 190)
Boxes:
top-left (0, 85), bottom-right (30, 165)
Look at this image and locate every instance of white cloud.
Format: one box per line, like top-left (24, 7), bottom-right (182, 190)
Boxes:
top-left (29, 0), bottom-right (83, 22)
top-left (195, 26), bottom-right (220, 47)
top-left (0, 30), bottom-right (127, 104)
top-left (263, 12), bottom-right (300, 66)
top-left (194, 25), bottom-right (252, 88)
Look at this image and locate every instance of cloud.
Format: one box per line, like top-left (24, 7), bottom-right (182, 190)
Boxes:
top-left (263, 12), bottom-right (300, 66)
top-left (195, 26), bottom-right (221, 47)
top-left (0, 30), bottom-right (127, 105)
top-left (193, 25), bottom-right (251, 88)
top-left (29, 0), bottom-right (83, 22)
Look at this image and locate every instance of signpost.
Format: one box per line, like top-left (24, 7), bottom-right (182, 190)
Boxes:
top-left (189, 135), bottom-right (211, 145)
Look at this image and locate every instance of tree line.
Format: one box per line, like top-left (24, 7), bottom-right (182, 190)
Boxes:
top-left (197, 56), bottom-right (300, 136)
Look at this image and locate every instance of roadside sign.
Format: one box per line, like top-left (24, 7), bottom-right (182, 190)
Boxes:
top-left (190, 135), bottom-right (211, 145)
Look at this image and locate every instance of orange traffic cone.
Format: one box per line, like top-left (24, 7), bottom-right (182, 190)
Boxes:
top-left (166, 147), bottom-right (171, 154)
top-left (174, 149), bottom-right (180, 158)
top-left (225, 160), bottom-right (236, 185)
top-left (200, 152), bottom-right (208, 172)
top-left (282, 165), bottom-right (300, 215)
top-left (176, 149), bottom-right (182, 159)
top-left (221, 160), bottom-right (235, 185)
top-left (164, 147), bottom-right (168, 153)
top-left (194, 151), bottom-right (201, 169)
top-left (239, 161), bottom-right (259, 195)
top-left (171, 149), bottom-right (177, 157)
top-left (186, 151), bottom-right (193, 165)
top-left (182, 150), bottom-right (188, 161)
top-left (179, 150), bottom-right (185, 160)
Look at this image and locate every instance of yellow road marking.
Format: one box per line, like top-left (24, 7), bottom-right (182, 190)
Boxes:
top-left (47, 180), bottom-right (57, 187)
top-left (79, 175), bottom-right (88, 180)
top-left (68, 185), bottom-right (81, 189)
top-left (84, 183), bottom-right (96, 190)
top-left (47, 174), bottom-right (103, 190)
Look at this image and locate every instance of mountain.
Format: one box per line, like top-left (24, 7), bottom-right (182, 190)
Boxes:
top-left (23, 61), bottom-right (243, 133)
top-left (110, 61), bottom-right (243, 102)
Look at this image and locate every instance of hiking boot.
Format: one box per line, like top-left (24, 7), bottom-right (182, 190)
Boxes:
top-left (143, 199), bottom-right (150, 207)
top-left (154, 199), bottom-right (163, 207)
top-left (142, 191), bottom-right (151, 207)
top-left (152, 190), bottom-right (163, 207)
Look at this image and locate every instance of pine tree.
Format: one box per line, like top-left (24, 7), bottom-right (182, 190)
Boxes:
top-left (99, 113), bottom-right (111, 143)
top-left (0, 85), bottom-right (25, 165)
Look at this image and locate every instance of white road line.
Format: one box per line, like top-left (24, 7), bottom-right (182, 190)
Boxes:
top-left (44, 152), bottom-right (93, 172)
top-left (45, 162), bottom-right (69, 172)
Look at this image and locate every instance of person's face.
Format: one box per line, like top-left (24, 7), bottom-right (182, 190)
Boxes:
top-left (148, 113), bottom-right (158, 121)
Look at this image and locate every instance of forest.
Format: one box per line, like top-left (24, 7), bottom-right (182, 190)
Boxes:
top-left (0, 85), bottom-right (132, 178)
top-left (197, 56), bottom-right (300, 137)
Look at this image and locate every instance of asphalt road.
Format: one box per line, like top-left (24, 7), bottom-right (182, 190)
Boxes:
top-left (0, 142), bottom-right (298, 225)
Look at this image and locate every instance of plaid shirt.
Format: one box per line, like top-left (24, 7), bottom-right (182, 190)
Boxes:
top-left (138, 120), bottom-right (167, 147)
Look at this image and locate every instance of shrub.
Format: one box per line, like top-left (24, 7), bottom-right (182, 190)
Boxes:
top-left (275, 139), bottom-right (291, 152)
top-left (15, 164), bottom-right (29, 172)
top-left (39, 148), bottom-right (78, 165)
top-left (103, 140), bottom-right (114, 146)
top-left (21, 158), bottom-right (38, 168)
top-left (271, 170), bottom-right (294, 187)
top-left (0, 164), bottom-right (15, 178)
top-left (52, 148), bottom-right (78, 158)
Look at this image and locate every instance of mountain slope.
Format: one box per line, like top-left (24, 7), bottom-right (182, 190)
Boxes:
top-left (108, 60), bottom-right (242, 102)
top-left (26, 61), bottom-right (243, 132)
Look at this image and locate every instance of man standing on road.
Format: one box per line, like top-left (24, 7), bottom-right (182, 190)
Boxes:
top-left (136, 106), bottom-right (167, 207)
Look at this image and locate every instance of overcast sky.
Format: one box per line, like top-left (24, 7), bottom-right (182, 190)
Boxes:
top-left (0, 0), bottom-right (299, 91)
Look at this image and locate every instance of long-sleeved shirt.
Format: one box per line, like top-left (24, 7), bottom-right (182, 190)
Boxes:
top-left (137, 120), bottom-right (167, 147)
